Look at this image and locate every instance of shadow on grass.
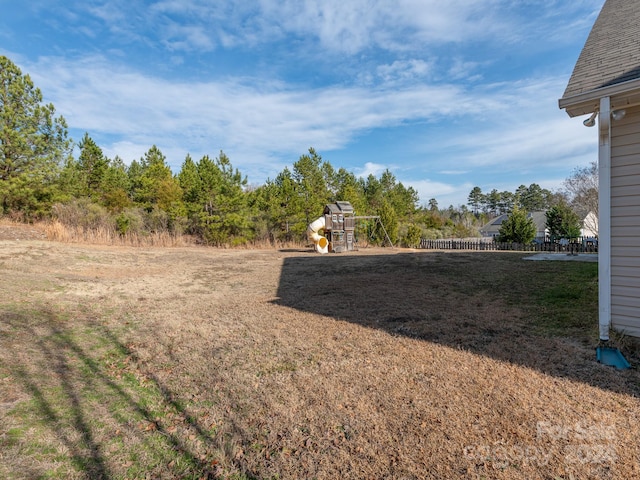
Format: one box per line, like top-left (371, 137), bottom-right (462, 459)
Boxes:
top-left (0, 306), bottom-right (250, 479)
top-left (273, 251), bottom-right (640, 396)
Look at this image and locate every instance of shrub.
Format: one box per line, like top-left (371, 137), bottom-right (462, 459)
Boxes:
top-left (52, 199), bottom-right (112, 231)
top-left (496, 207), bottom-right (536, 244)
top-left (115, 213), bottom-right (130, 236)
top-left (403, 224), bottom-right (423, 248)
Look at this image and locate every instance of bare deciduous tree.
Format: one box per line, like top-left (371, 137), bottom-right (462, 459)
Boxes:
top-left (563, 161), bottom-right (598, 235)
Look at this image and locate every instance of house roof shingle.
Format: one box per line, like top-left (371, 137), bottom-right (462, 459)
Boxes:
top-left (480, 212), bottom-right (547, 237)
top-left (560, 0), bottom-right (640, 116)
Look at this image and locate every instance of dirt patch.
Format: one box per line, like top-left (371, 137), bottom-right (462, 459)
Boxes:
top-left (0, 222), bottom-right (47, 241)
top-left (0, 239), bottom-right (638, 479)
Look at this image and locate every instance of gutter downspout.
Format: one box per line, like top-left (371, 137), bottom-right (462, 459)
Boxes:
top-left (598, 96), bottom-right (612, 341)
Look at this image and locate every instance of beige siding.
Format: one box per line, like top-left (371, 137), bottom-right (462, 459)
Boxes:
top-left (611, 205), bottom-right (640, 219)
top-left (610, 226), bottom-right (640, 238)
top-left (612, 246), bottom-right (640, 259)
top-left (611, 105), bottom-right (640, 336)
top-left (612, 236), bottom-right (640, 248)
top-left (611, 194), bottom-right (640, 207)
top-left (611, 143), bottom-right (640, 160)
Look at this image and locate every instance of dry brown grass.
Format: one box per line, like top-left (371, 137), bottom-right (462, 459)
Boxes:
top-left (42, 220), bottom-right (305, 250)
top-left (1, 239), bottom-right (639, 479)
top-left (43, 220), bottom-right (195, 248)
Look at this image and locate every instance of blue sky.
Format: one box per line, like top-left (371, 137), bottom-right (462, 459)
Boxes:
top-left (1, 0), bottom-right (603, 207)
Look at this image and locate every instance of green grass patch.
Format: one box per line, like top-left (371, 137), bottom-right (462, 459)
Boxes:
top-left (1, 303), bottom-right (227, 480)
top-left (426, 253), bottom-right (599, 339)
top-left (526, 261), bottom-right (598, 337)
top-left (425, 253), bottom-right (599, 336)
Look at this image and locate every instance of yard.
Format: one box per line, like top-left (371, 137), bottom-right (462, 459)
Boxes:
top-left (1, 237), bottom-right (639, 479)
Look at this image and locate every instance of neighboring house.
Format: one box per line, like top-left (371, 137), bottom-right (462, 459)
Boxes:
top-left (480, 210), bottom-right (596, 241)
top-left (580, 211), bottom-right (599, 238)
top-left (480, 211), bottom-right (548, 242)
top-left (572, 206), bottom-right (599, 239)
top-left (559, 0), bottom-right (640, 339)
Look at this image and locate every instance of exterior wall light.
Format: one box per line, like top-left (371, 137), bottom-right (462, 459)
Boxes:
top-left (612, 109), bottom-right (626, 121)
top-left (583, 110), bottom-right (598, 127)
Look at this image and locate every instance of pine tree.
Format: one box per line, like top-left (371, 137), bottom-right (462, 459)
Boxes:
top-left (101, 156), bottom-right (131, 212)
top-left (196, 151), bottom-right (251, 245)
top-left (292, 148), bottom-right (329, 227)
top-left (497, 207), bottom-right (536, 243)
top-left (0, 56), bottom-right (72, 218)
top-left (335, 168), bottom-right (366, 214)
top-left (134, 145), bottom-right (182, 211)
top-left (177, 154), bottom-right (201, 205)
top-left (467, 186), bottom-right (484, 215)
top-left (77, 133), bottom-right (108, 198)
top-left (546, 201), bottom-right (581, 241)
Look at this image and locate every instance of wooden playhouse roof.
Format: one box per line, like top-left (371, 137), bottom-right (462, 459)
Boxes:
top-left (559, 0), bottom-right (640, 117)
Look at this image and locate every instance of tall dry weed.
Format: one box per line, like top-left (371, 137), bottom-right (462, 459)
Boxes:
top-left (44, 220), bottom-right (195, 247)
top-left (44, 220), bottom-right (71, 242)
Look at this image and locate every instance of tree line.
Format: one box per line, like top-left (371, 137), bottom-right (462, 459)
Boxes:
top-left (467, 162), bottom-right (598, 244)
top-left (1, 55), bottom-right (597, 247)
top-left (467, 184), bottom-right (560, 216)
top-left (465, 180), bottom-right (594, 244)
top-left (1, 56), bottom-right (426, 246)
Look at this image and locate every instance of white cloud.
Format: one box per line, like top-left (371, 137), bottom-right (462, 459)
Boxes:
top-left (85, 2), bottom-right (127, 25)
top-left (405, 178), bottom-right (474, 206)
top-left (26, 54), bottom-right (467, 155)
top-left (376, 59), bottom-right (433, 85)
top-left (421, 76), bottom-right (597, 170)
top-left (101, 141), bottom-right (153, 165)
top-left (257, 0), bottom-right (601, 54)
top-left (149, 0), bottom-right (213, 16)
top-left (25, 0), bottom-right (602, 63)
top-left (447, 57), bottom-right (483, 81)
top-left (354, 162), bottom-right (388, 178)
top-left (56, 0), bottom-right (603, 58)
top-left (19, 50), bottom-right (596, 193)
top-left (161, 24), bottom-right (215, 52)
